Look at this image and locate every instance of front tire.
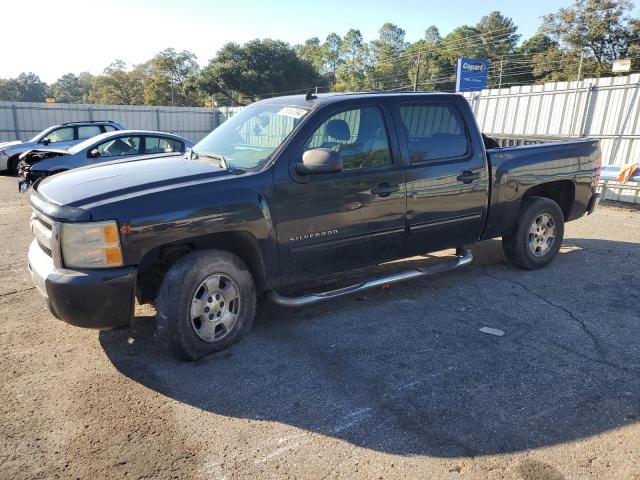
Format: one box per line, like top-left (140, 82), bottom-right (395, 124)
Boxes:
top-left (156, 250), bottom-right (256, 361)
top-left (502, 196), bottom-right (565, 270)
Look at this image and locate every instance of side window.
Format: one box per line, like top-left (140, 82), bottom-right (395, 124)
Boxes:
top-left (304, 106), bottom-right (392, 170)
top-left (399, 104), bottom-right (469, 163)
top-left (144, 137), bottom-right (182, 154)
top-left (160, 138), bottom-right (182, 153)
top-left (95, 136), bottom-right (141, 158)
top-left (42, 127), bottom-right (74, 144)
top-left (103, 125), bottom-right (117, 132)
top-left (77, 125), bottom-right (102, 140)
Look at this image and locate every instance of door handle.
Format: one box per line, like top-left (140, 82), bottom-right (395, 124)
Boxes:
top-left (371, 183), bottom-right (400, 197)
top-left (456, 170), bottom-right (480, 184)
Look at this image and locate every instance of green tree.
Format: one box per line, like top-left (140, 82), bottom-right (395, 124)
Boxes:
top-left (477, 11), bottom-right (520, 59)
top-left (90, 60), bottom-right (145, 105)
top-left (505, 34), bottom-right (560, 85)
top-left (440, 26), bottom-right (486, 62)
top-left (76, 72), bottom-right (95, 103)
top-left (0, 73), bottom-right (47, 102)
top-left (51, 73), bottom-right (83, 103)
top-left (370, 23), bottom-right (408, 89)
top-left (335, 29), bottom-right (372, 91)
top-left (295, 37), bottom-right (326, 73)
top-left (323, 33), bottom-right (343, 85)
top-left (405, 26), bottom-right (452, 91)
top-left (142, 48), bottom-right (200, 106)
top-left (541, 0), bottom-right (636, 75)
top-left (196, 39), bottom-right (321, 105)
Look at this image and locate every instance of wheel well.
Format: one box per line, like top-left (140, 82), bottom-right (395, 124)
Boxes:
top-left (8, 155), bottom-right (20, 173)
top-left (522, 180), bottom-right (575, 220)
top-left (136, 231), bottom-right (268, 305)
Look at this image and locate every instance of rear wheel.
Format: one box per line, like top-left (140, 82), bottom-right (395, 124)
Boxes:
top-left (502, 196), bottom-right (565, 270)
top-left (155, 250), bottom-right (256, 360)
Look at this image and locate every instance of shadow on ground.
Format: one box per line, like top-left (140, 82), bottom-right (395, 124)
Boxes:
top-left (99, 238), bottom-right (640, 457)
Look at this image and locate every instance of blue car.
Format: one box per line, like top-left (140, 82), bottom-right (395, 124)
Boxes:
top-left (18, 129), bottom-right (194, 191)
top-left (0, 120), bottom-right (124, 174)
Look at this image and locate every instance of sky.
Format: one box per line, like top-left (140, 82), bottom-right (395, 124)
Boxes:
top-left (0, 0), bottom-right (608, 83)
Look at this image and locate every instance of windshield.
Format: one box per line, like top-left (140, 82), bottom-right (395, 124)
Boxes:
top-left (67, 135), bottom-right (106, 154)
top-left (190, 104), bottom-right (309, 170)
top-left (29, 126), bottom-right (53, 143)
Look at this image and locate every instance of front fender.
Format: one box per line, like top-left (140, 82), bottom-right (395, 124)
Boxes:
top-left (89, 171), bottom-right (280, 287)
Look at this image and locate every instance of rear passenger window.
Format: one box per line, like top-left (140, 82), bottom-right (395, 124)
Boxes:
top-left (78, 125), bottom-right (102, 139)
top-left (144, 137), bottom-right (182, 154)
top-left (103, 125), bottom-right (117, 132)
top-left (399, 104), bottom-right (469, 162)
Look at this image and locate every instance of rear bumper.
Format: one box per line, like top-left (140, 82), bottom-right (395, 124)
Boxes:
top-left (587, 193), bottom-right (601, 215)
top-left (27, 240), bottom-right (136, 329)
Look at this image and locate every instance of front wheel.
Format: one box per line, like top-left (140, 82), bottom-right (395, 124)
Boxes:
top-left (155, 250), bottom-right (256, 360)
top-left (502, 196), bottom-right (565, 270)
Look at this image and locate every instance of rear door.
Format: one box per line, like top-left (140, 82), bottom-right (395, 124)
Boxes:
top-left (389, 97), bottom-right (489, 255)
top-left (274, 102), bottom-right (406, 284)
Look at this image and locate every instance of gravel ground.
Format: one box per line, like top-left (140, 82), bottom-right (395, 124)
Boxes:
top-left (0, 175), bottom-right (639, 480)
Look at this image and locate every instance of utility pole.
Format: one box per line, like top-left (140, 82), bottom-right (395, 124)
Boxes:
top-left (413, 52), bottom-right (422, 92)
top-left (497, 55), bottom-right (505, 90)
top-left (569, 51), bottom-right (585, 135)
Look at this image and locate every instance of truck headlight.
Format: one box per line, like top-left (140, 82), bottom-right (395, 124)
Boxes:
top-left (61, 221), bottom-right (123, 268)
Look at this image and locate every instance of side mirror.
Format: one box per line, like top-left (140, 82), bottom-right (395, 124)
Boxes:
top-left (295, 148), bottom-right (342, 175)
top-left (89, 148), bottom-right (100, 158)
top-left (42, 138), bottom-right (50, 146)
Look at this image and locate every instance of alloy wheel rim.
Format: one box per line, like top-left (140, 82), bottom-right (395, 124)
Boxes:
top-left (190, 273), bottom-right (241, 342)
top-left (528, 213), bottom-right (556, 257)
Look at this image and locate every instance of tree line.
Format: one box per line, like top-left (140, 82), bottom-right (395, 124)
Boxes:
top-left (1, 0), bottom-right (638, 107)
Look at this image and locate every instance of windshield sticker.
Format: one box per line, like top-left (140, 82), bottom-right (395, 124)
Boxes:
top-left (277, 107), bottom-right (307, 119)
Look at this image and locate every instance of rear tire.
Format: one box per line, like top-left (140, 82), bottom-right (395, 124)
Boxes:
top-left (155, 250), bottom-right (256, 361)
top-left (502, 196), bottom-right (565, 270)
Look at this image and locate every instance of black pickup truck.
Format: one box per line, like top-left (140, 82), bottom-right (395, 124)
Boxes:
top-left (27, 92), bottom-right (601, 360)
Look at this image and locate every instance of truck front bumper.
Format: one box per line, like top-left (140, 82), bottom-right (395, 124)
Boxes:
top-left (28, 240), bottom-right (136, 329)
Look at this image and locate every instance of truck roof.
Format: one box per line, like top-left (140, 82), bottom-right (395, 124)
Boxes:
top-left (257, 91), bottom-right (462, 109)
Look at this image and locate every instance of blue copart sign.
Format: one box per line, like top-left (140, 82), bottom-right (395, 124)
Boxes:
top-left (456, 58), bottom-right (490, 92)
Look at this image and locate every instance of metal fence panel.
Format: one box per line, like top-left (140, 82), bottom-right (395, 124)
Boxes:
top-left (462, 73), bottom-right (640, 169)
top-left (0, 101), bottom-right (219, 143)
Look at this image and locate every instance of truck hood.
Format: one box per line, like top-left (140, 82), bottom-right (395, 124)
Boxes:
top-left (36, 154), bottom-right (230, 208)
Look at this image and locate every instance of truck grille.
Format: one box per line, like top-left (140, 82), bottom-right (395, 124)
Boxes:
top-left (33, 214), bottom-right (52, 231)
top-left (37, 239), bottom-right (53, 257)
top-left (31, 210), bottom-right (57, 261)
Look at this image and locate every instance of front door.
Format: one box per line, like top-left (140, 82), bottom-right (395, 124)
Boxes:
top-left (274, 103), bottom-right (406, 284)
top-left (389, 98), bottom-right (489, 256)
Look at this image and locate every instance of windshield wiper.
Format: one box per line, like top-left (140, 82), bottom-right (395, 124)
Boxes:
top-left (191, 151), bottom-right (247, 174)
top-left (196, 152), bottom-right (228, 170)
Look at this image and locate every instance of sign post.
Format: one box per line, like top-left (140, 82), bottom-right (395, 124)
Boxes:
top-left (456, 58), bottom-right (490, 92)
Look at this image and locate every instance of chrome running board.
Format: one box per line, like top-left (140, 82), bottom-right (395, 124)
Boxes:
top-left (268, 248), bottom-right (473, 308)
